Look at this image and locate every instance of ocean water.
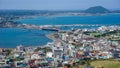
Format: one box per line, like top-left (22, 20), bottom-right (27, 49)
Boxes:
top-left (0, 28), bottom-right (52, 48)
top-left (16, 14), bottom-right (120, 25)
top-left (0, 14), bottom-right (120, 48)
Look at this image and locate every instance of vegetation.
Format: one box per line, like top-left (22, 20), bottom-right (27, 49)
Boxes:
top-left (91, 60), bottom-right (120, 68)
top-left (66, 59), bottom-right (120, 68)
top-left (84, 30), bottom-right (120, 41)
top-left (84, 31), bottom-right (100, 37)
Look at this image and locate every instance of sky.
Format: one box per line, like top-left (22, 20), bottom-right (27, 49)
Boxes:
top-left (0, 0), bottom-right (120, 10)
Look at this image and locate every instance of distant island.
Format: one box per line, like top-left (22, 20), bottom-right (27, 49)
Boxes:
top-left (84, 6), bottom-right (110, 14)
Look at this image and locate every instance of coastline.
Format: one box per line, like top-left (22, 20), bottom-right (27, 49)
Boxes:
top-left (0, 13), bottom-right (120, 48)
top-left (46, 32), bottom-right (68, 45)
top-left (45, 33), bottom-right (56, 41)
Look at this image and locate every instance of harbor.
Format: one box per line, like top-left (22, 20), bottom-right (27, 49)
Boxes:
top-left (0, 25), bottom-right (120, 68)
top-left (17, 23), bottom-right (119, 32)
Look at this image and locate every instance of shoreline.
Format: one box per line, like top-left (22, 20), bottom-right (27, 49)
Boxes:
top-left (45, 33), bottom-right (56, 41)
top-left (46, 32), bottom-right (68, 45)
top-left (0, 33), bottom-right (54, 49)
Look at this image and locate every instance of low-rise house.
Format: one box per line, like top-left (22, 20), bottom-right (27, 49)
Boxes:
top-left (13, 53), bottom-right (20, 58)
top-left (25, 47), bottom-right (34, 53)
top-left (15, 61), bottom-right (26, 68)
top-left (83, 45), bottom-right (93, 51)
top-left (92, 43), bottom-right (100, 51)
top-left (68, 44), bottom-right (76, 57)
top-left (0, 52), bottom-right (7, 61)
top-left (99, 51), bottom-right (113, 59)
top-left (113, 48), bottom-right (120, 58)
top-left (31, 53), bottom-right (40, 60)
top-left (54, 49), bottom-right (63, 59)
top-left (15, 45), bottom-right (25, 52)
top-left (46, 52), bottom-right (53, 58)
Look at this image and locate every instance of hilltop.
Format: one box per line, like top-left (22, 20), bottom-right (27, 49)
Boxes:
top-left (84, 6), bottom-right (110, 13)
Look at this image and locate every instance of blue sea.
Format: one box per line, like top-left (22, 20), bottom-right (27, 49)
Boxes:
top-left (0, 14), bottom-right (120, 48)
top-left (16, 14), bottom-right (120, 25)
top-left (0, 28), bottom-right (53, 48)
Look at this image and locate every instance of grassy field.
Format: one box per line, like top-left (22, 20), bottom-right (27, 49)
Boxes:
top-left (91, 60), bottom-right (120, 68)
top-left (84, 30), bottom-right (120, 41)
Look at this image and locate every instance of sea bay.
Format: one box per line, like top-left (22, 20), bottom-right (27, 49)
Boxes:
top-left (0, 14), bottom-right (120, 48)
top-left (0, 28), bottom-right (52, 48)
top-left (16, 14), bottom-right (120, 25)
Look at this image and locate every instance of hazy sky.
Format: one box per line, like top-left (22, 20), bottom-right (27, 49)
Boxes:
top-left (0, 0), bottom-right (120, 10)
